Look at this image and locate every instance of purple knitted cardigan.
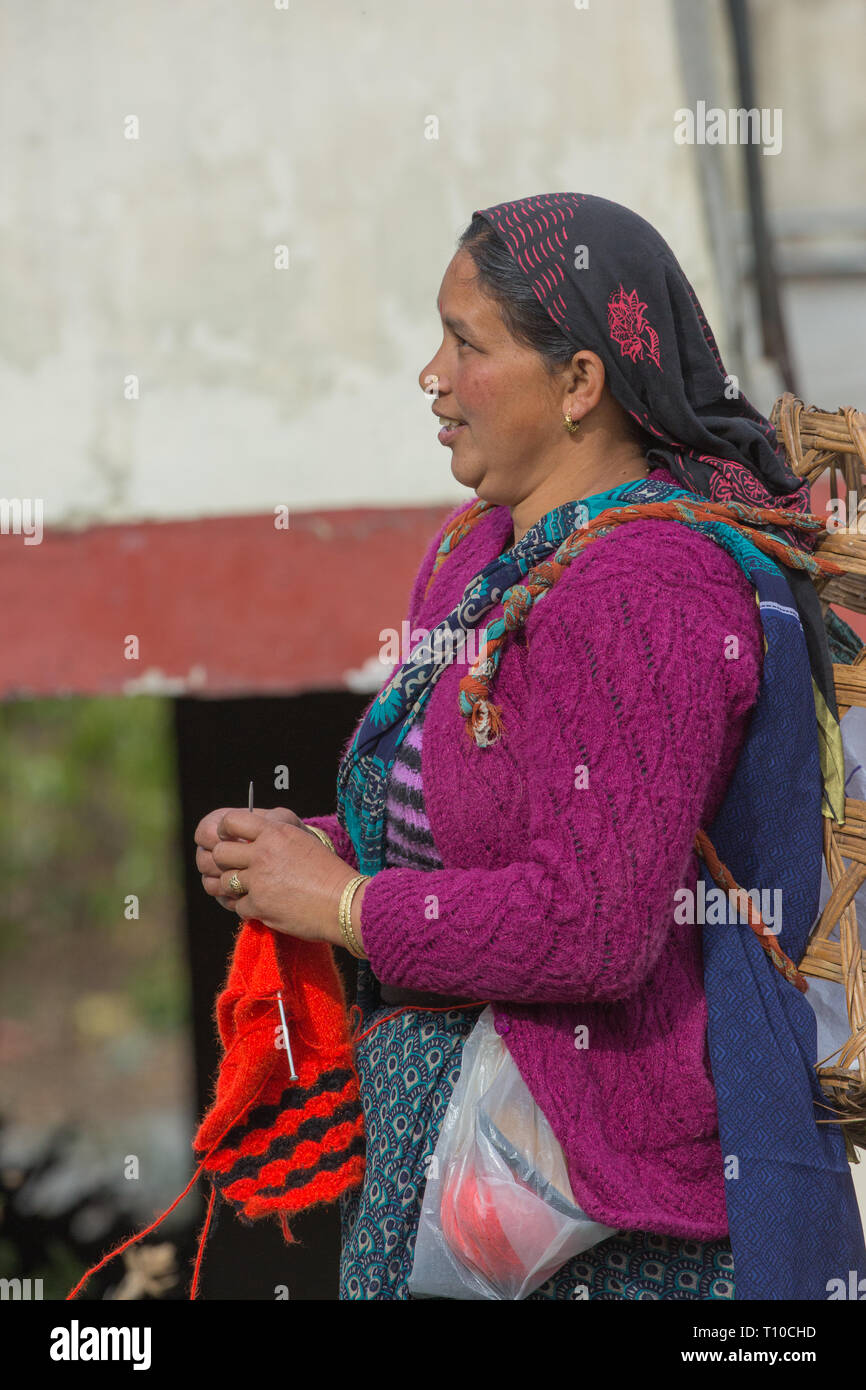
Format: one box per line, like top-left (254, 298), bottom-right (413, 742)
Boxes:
top-left (306, 465), bottom-right (765, 1239)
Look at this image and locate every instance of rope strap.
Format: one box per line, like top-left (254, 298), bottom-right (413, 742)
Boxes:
top-left (694, 828), bottom-right (808, 992)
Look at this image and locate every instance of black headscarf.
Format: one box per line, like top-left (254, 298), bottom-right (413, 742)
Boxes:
top-left (474, 192), bottom-right (841, 749)
top-left (475, 192), bottom-right (811, 545)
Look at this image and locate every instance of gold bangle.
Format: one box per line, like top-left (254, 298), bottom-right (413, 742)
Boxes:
top-left (306, 824), bottom-right (336, 854)
top-left (339, 873), bottom-right (371, 960)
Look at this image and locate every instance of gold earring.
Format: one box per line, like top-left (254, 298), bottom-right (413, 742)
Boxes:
top-left (563, 411), bottom-right (581, 435)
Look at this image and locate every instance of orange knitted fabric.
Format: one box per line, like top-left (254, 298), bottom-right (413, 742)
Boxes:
top-left (66, 919), bottom-right (364, 1300)
top-left (193, 919), bottom-right (365, 1222)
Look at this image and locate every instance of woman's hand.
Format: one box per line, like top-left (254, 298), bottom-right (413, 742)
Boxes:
top-left (194, 807), bottom-right (362, 947)
top-left (194, 806), bottom-right (305, 911)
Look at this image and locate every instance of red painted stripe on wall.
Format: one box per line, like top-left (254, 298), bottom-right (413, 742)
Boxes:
top-left (1, 505), bottom-right (454, 699)
top-left (3, 486), bottom-right (864, 701)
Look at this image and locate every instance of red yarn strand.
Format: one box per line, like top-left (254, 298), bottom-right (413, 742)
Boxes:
top-left (66, 1067), bottom-right (273, 1300)
top-left (189, 1182), bottom-right (217, 1301)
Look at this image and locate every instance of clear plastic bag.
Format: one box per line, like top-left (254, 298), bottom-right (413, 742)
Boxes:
top-left (407, 1006), bottom-right (618, 1300)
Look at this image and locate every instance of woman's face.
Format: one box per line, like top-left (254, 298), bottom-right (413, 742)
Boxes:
top-left (418, 247), bottom-right (567, 506)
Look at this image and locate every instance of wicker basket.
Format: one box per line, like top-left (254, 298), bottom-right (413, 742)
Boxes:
top-left (770, 392), bottom-right (866, 1157)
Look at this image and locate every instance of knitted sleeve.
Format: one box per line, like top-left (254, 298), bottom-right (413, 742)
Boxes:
top-left (303, 813), bottom-right (358, 868)
top-left (357, 521), bottom-right (765, 1003)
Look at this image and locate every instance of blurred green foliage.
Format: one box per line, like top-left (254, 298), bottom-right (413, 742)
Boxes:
top-left (0, 696), bottom-right (187, 1030)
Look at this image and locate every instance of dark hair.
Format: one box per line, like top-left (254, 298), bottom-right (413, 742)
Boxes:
top-left (457, 214), bottom-right (652, 451)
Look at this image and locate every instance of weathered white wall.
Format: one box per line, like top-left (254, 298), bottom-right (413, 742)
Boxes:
top-left (1, 0), bottom-right (726, 528)
top-left (749, 0), bottom-right (866, 409)
top-left (4, 0), bottom-right (865, 1236)
top-left (751, 0), bottom-right (866, 214)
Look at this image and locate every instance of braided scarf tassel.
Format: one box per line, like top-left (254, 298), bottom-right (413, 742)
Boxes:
top-left (456, 497), bottom-right (841, 746)
top-left (446, 495), bottom-right (845, 988)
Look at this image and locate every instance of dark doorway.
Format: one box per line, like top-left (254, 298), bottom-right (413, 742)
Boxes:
top-left (174, 690), bottom-right (367, 1299)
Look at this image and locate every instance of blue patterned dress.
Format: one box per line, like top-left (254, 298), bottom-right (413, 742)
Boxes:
top-left (337, 704), bottom-right (734, 1300)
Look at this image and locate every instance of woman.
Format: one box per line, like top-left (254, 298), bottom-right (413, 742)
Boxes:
top-left (194, 193), bottom-right (865, 1300)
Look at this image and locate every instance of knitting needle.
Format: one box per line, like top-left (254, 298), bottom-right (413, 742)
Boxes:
top-left (248, 779), bottom-right (299, 1081)
top-left (277, 991), bottom-right (298, 1081)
